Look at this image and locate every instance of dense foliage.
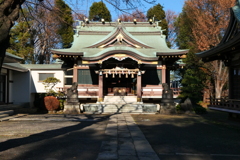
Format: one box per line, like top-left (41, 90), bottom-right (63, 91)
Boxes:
top-left (54, 0), bottom-right (74, 48)
top-left (147, 4), bottom-right (168, 38)
top-left (89, 1), bottom-right (111, 22)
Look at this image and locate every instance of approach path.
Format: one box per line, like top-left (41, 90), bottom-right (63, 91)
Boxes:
top-left (97, 113), bottom-right (159, 160)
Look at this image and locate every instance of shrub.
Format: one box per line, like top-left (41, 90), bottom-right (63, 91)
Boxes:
top-left (42, 77), bottom-right (61, 96)
top-left (58, 99), bottom-right (65, 110)
top-left (44, 96), bottom-right (60, 111)
top-left (176, 104), bottom-right (182, 111)
top-left (193, 105), bottom-right (207, 114)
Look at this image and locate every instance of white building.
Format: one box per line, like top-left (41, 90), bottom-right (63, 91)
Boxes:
top-left (1, 53), bottom-right (64, 107)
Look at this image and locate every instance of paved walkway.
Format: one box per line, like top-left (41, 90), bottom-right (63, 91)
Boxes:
top-left (0, 113), bottom-right (159, 160)
top-left (97, 113), bottom-right (159, 160)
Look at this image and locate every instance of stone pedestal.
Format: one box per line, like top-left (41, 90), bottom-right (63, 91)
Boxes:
top-left (159, 103), bottom-right (176, 114)
top-left (63, 102), bottom-right (81, 114)
top-left (159, 83), bottom-right (176, 114)
top-left (64, 82), bottom-right (80, 114)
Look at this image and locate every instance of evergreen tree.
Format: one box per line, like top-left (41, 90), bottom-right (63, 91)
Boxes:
top-left (89, 1), bottom-right (112, 22)
top-left (174, 7), bottom-right (208, 103)
top-left (147, 4), bottom-right (168, 38)
top-left (7, 9), bottom-right (35, 64)
top-left (55, 0), bottom-right (74, 48)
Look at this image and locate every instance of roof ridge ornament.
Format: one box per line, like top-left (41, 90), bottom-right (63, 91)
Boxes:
top-left (116, 34), bottom-right (124, 43)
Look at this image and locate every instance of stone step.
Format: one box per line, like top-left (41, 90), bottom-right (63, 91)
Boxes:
top-left (0, 110), bottom-right (14, 115)
top-left (103, 96), bottom-right (137, 104)
top-left (83, 103), bottom-right (158, 113)
top-left (0, 114), bottom-right (10, 119)
top-left (103, 110), bottom-right (142, 113)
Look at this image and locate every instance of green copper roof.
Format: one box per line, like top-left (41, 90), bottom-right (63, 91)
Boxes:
top-left (51, 22), bottom-right (187, 59)
top-left (6, 52), bottom-right (23, 60)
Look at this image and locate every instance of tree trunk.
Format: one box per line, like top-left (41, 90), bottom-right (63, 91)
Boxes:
top-left (0, 0), bottom-right (25, 70)
top-left (212, 60), bottom-right (228, 99)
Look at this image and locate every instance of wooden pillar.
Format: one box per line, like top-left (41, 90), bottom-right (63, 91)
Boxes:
top-left (73, 66), bottom-right (78, 83)
top-left (137, 72), bottom-right (142, 102)
top-left (228, 67), bottom-right (233, 99)
top-left (162, 65), bottom-right (166, 83)
top-left (98, 73), bottom-right (103, 102)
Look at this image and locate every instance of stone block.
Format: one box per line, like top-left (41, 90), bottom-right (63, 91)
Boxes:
top-left (63, 103), bottom-right (81, 114)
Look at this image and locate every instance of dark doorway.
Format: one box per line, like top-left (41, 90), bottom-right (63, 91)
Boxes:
top-left (0, 75), bottom-right (6, 104)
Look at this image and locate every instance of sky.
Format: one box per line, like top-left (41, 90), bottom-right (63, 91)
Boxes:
top-left (66, 0), bottom-right (185, 20)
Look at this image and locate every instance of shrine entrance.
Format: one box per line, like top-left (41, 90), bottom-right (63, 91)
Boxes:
top-left (101, 57), bottom-right (139, 96)
top-left (104, 71), bottom-right (136, 96)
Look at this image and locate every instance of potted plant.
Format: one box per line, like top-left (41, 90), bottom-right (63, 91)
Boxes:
top-left (42, 77), bottom-right (62, 113)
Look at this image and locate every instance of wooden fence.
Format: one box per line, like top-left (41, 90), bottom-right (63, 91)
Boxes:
top-left (209, 98), bottom-right (240, 111)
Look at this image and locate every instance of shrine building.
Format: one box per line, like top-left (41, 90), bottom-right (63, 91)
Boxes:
top-left (51, 20), bottom-right (188, 102)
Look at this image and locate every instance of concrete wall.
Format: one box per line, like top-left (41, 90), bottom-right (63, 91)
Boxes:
top-left (12, 71), bottom-right (30, 106)
top-left (30, 70), bottom-right (65, 93)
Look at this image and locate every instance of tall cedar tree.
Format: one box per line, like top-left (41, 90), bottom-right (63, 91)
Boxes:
top-left (147, 4), bottom-right (168, 38)
top-left (89, 1), bottom-right (111, 22)
top-left (54, 0), bottom-right (74, 48)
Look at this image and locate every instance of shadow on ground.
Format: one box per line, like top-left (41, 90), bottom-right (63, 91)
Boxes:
top-left (132, 109), bottom-right (240, 160)
top-left (0, 114), bottom-right (111, 160)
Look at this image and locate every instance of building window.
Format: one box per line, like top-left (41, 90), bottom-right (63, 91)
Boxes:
top-left (39, 73), bottom-right (54, 81)
top-left (77, 69), bottom-right (98, 84)
top-left (142, 69), bottom-right (162, 85)
top-left (65, 77), bottom-right (73, 85)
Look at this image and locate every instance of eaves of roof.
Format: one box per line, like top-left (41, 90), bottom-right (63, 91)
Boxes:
top-left (21, 64), bottom-right (63, 70)
top-left (3, 63), bottom-right (28, 72)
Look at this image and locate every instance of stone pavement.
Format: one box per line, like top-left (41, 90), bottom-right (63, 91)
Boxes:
top-left (97, 113), bottom-right (159, 160)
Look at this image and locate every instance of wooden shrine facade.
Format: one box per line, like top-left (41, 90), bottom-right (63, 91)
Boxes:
top-left (52, 21), bottom-right (187, 102)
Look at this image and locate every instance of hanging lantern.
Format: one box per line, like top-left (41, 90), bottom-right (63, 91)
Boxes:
top-left (113, 74), bottom-right (115, 78)
top-left (109, 70), bottom-right (111, 75)
top-left (126, 74), bottom-right (128, 78)
top-left (119, 73), bottom-right (121, 78)
top-left (131, 73), bottom-right (134, 78)
top-left (106, 73), bottom-right (108, 78)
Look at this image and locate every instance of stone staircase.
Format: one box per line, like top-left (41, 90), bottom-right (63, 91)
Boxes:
top-left (0, 110), bottom-right (14, 121)
top-left (98, 103), bottom-right (143, 113)
top-left (100, 96), bottom-right (142, 113)
top-left (83, 96), bottom-right (158, 113)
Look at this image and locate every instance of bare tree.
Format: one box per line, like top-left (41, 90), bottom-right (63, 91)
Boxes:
top-left (118, 9), bottom-right (147, 22)
top-left (165, 10), bottom-right (178, 49)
